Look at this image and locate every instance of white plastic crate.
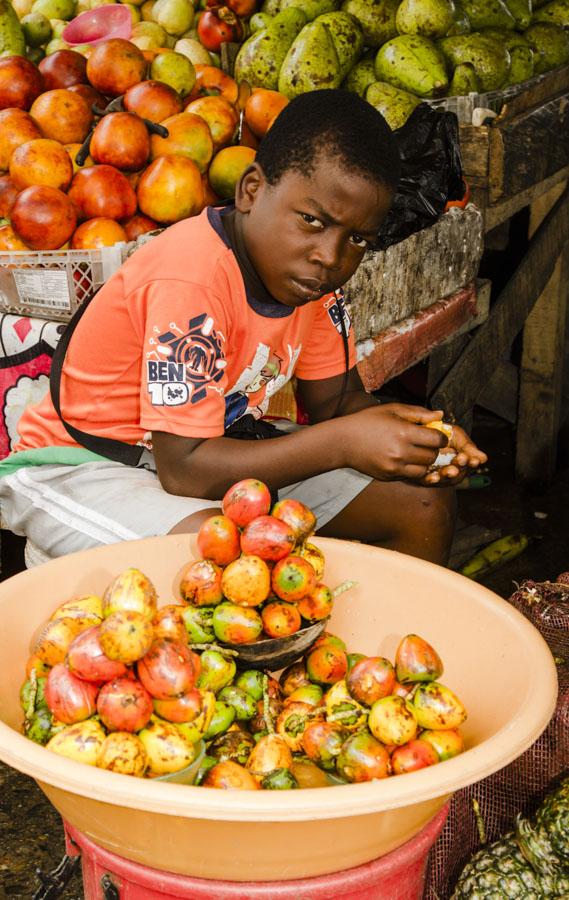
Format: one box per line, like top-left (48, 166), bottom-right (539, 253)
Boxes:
top-left (0, 243), bottom-right (132, 322)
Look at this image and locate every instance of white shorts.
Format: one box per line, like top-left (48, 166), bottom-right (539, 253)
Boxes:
top-left (0, 454), bottom-right (371, 563)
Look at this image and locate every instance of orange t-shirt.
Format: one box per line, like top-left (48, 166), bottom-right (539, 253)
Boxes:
top-left (15, 207), bottom-right (355, 452)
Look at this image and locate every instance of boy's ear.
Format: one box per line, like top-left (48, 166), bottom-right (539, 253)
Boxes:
top-left (235, 162), bottom-right (266, 213)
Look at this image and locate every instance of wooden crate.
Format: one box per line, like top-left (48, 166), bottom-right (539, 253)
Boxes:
top-left (460, 63), bottom-right (569, 228)
top-left (345, 205), bottom-right (484, 342)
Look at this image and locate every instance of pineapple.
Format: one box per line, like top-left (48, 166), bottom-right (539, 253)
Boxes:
top-left (451, 833), bottom-right (569, 899)
top-left (452, 776), bottom-right (569, 899)
top-left (516, 778), bottom-right (569, 876)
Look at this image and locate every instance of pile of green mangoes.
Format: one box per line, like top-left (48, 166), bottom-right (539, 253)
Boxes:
top-left (236, 0), bottom-right (569, 128)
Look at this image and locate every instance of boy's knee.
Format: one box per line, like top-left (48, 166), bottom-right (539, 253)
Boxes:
top-left (369, 481), bottom-right (457, 565)
top-left (418, 485), bottom-right (457, 527)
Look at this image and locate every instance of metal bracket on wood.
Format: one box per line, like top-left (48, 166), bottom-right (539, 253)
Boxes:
top-left (431, 187), bottom-right (569, 420)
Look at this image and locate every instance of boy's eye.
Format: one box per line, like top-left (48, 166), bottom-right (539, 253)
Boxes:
top-left (350, 233), bottom-right (369, 249)
top-left (300, 213), bottom-right (324, 229)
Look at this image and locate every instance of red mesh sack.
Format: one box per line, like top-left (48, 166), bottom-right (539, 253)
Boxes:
top-left (425, 575), bottom-right (569, 899)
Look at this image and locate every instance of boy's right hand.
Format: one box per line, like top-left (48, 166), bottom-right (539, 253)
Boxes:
top-left (341, 403), bottom-right (451, 483)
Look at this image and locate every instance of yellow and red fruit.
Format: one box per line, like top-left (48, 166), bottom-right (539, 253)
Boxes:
top-left (271, 555), bottom-right (317, 603)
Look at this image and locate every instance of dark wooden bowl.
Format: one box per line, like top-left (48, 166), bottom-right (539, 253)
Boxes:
top-left (221, 619), bottom-right (329, 671)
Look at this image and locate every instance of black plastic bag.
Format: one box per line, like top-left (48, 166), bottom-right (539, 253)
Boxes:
top-left (376, 104), bottom-right (466, 251)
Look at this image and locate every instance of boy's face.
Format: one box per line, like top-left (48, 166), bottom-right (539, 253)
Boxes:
top-left (236, 152), bottom-right (393, 307)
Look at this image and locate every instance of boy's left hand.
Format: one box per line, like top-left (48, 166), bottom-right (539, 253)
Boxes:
top-left (424, 425), bottom-right (488, 485)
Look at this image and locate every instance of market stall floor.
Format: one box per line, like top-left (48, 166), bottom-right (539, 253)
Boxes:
top-left (1, 408), bottom-right (568, 899)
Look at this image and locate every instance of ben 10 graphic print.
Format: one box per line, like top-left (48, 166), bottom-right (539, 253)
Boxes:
top-left (146, 313), bottom-right (227, 408)
top-left (145, 290), bottom-right (349, 428)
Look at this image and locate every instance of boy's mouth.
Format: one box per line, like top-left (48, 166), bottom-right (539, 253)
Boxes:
top-left (290, 277), bottom-right (330, 299)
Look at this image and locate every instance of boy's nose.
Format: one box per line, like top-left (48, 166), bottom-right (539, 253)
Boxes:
top-left (309, 234), bottom-right (344, 273)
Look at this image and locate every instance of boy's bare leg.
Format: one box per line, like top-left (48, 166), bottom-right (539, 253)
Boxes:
top-left (168, 507), bottom-right (220, 535)
top-left (317, 480), bottom-right (456, 566)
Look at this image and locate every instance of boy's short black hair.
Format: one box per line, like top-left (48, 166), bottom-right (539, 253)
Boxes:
top-left (255, 89), bottom-right (401, 192)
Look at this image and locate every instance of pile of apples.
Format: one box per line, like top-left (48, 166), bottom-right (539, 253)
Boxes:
top-left (20, 476), bottom-right (468, 788)
top-left (0, 37), bottom-right (285, 252)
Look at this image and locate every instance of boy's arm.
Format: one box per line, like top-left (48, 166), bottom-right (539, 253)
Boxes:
top-left (296, 368), bottom-right (487, 483)
top-left (152, 402), bottom-right (451, 499)
top-left (152, 421), bottom-right (349, 499)
top-left (296, 366), bottom-right (376, 422)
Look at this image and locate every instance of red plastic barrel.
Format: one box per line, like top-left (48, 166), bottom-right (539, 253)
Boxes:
top-left (64, 803), bottom-right (448, 900)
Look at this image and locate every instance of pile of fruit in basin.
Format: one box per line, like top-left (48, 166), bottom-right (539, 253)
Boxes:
top-left (19, 478), bottom-right (468, 791)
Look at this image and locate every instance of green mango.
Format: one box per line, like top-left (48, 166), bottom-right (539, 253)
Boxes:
top-left (261, 768), bottom-right (299, 789)
top-left (209, 729), bottom-right (255, 765)
top-left (504, 0), bottom-right (532, 28)
top-left (344, 58), bottom-right (376, 94)
top-left (24, 708), bottom-right (53, 746)
top-left (278, 20), bottom-right (342, 98)
top-left (20, 676), bottom-right (48, 713)
top-left (482, 26), bottom-right (531, 48)
top-left (196, 649), bottom-right (236, 694)
top-left (21, 12), bottom-right (51, 48)
top-left (202, 701), bottom-right (236, 740)
top-left (365, 81), bottom-right (421, 130)
top-left (286, 684), bottom-right (324, 706)
top-left (396, 0), bottom-right (456, 39)
top-left (340, 0), bottom-right (399, 48)
top-left (448, 61), bottom-right (480, 93)
top-left (316, 10), bottom-right (363, 79)
top-left (281, 0), bottom-right (341, 20)
top-left (410, 681), bottom-right (467, 730)
top-left (482, 28), bottom-right (534, 83)
top-left (181, 605), bottom-right (215, 643)
top-left (235, 669), bottom-right (265, 701)
top-left (461, 0), bottom-right (516, 29)
top-left (175, 720), bottom-right (202, 744)
top-left (375, 35), bottom-right (449, 98)
top-left (234, 7), bottom-right (307, 90)
top-left (446, 1), bottom-right (472, 35)
top-left (0, 0), bottom-right (26, 56)
top-left (261, 0), bottom-right (282, 14)
top-left (524, 22), bottom-right (569, 73)
top-left (31, 0), bottom-right (75, 21)
top-left (346, 651), bottom-right (367, 672)
top-left (507, 44), bottom-right (534, 82)
top-left (250, 11), bottom-right (273, 32)
top-left (218, 685), bottom-right (257, 721)
top-left (532, 0), bottom-right (569, 25)
top-left (438, 33), bottom-right (511, 91)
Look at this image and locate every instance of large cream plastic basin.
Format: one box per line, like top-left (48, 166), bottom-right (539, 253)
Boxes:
top-left (0, 535), bottom-right (557, 880)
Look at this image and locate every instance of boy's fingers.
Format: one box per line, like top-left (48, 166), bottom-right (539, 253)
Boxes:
top-left (457, 449), bottom-right (487, 467)
top-left (451, 428), bottom-right (487, 456)
top-left (398, 406), bottom-right (443, 434)
top-left (437, 464), bottom-right (461, 479)
top-left (404, 444), bottom-right (444, 467)
top-left (395, 461), bottom-right (437, 481)
top-left (393, 405), bottom-right (444, 425)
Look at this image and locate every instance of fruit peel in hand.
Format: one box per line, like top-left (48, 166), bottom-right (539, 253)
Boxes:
top-left (425, 420), bottom-right (456, 470)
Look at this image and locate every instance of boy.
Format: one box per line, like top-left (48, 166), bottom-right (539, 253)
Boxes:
top-left (0, 90), bottom-right (486, 565)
